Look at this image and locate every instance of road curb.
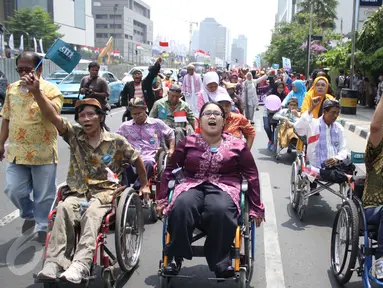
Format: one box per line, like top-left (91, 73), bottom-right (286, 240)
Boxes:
top-left (338, 119), bottom-right (370, 140)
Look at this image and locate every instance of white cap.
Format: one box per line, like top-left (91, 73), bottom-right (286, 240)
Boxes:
top-left (215, 90), bottom-right (233, 104)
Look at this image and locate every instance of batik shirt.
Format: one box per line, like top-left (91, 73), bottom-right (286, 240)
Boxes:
top-left (60, 119), bottom-right (139, 204)
top-left (0, 79), bottom-right (63, 164)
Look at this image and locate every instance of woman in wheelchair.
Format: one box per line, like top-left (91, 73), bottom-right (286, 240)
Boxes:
top-left (215, 91), bottom-right (256, 148)
top-left (362, 95), bottom-right (383, 279)
top-left (294, 98), bottom-right (349, 182)
top-left (117, 97), bottom-right (175, 191)
top-left (156, 102), bottom-right (264, 278)
top-left (273, 97), bottom-right (300, 153)
top-left (34, 98), bottom-right (148, 284)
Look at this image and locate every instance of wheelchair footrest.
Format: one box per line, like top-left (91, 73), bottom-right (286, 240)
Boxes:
top-left (191, 245), bottom-right (205, 257)
top-left (33, 273), bottom-right (96, 284)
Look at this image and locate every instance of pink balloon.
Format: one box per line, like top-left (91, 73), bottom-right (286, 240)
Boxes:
top-left (264, 95), bottom-right (282, 112)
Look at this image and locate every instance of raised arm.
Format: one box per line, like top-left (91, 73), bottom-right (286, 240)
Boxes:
top-left (23, 72), bottom-right (65, 134)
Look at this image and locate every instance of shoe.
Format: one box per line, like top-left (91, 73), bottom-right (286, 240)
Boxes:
top-left (270, 144), bottom-right (277, 152)
top-left (164, 257), bottom-right (182, 275)
top-left (375, 259), bottom-right (383, 280)
top-left (287, 148), bottom-right (292, 154)
top-left (215, 266), bottom-right (235, 278)
top-left (37, 262), bottom-right (61, 280)
top-left (267, 141), bottom-right (272, 150)
top-left (22, 220), bottom-right (35, 234)
top-left (59, 261), bottom-right (89, 284)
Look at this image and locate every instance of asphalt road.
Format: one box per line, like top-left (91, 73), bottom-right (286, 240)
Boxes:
top-left (0, 107), bottom-right (370, 288)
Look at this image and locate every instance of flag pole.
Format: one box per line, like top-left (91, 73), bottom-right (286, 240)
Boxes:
top-left (34, 38), bottom-right (58, 71)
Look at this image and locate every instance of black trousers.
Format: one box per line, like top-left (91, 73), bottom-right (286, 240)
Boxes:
top-left (167, 184), bottom-right (238, 272)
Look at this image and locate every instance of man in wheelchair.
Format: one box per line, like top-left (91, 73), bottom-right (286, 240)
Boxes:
top-left (28, 96), bottom-right (148, 284)
top-left (149, 84), bottom-right (195, 144)
top-left (294, 97), bottom-right (350, 184)
top-left (117, 97), bottom-right (175, 191)
top-left (272, 97), bottom-right (300, 153)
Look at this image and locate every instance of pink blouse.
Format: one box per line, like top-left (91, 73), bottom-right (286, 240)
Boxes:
top-left (157, 133), bottom-right (264, 218)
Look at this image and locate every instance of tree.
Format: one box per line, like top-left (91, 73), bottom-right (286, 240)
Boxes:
top-left (5, 7), bottom-right (63, 52)
top-left (298, 0), bottom-right (338, 31)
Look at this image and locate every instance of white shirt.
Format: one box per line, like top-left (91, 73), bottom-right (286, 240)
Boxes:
top-left (294, 111), bottom-right (348, 168)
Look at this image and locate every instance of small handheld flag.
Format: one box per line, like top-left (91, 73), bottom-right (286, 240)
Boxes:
top-left (35, 39), bottom-right (81, 73)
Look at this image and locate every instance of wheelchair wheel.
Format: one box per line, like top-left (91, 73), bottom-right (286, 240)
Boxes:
top-left (159, 276), bottom-right (170, 288)
top-left (290, 162), bottom-right (299, 211)
top-left (243, 196), bottom-right (254, 282)
top-left (148, 200), bottom-right (158, 224)
top-left (156, 150), bottom-right (167, 179)
top-left (115, 188), bottom-right (144, 273)
top-left (330, 199), bottom-right (359, 285)
top-left (297, 181), bottom-right (309, 221)
top-left (239, 268), bottom-right (248, 288)
top-left (103, 269), bottom-right (114, 288)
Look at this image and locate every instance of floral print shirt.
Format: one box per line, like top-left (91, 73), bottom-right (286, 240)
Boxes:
top-left (60, 119), bottom-right (139, 204)
top-left (0, 79), bottom-right (63, 165)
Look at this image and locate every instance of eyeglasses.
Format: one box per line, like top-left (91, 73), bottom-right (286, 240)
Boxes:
top-left (201, 110), bottom-right (223, 118)
top-left (15, 67), bottom-right (33, 74)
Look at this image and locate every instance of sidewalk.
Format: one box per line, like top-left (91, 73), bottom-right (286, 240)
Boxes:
top-left (338, 105), bottom-right (374, 140)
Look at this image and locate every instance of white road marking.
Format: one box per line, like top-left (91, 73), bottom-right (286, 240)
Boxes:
top-left (0, 181), bottom-right (66, 228)
top-left (261, 172), bottom-right (286, 288)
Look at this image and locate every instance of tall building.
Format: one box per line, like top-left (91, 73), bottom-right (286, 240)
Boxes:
top-left (191, 30), bottom-right (199, 52)
top-left (216, 25), bottom-right (230, 61)
top-left (1, 0), bottom-right (95, 47)
top-left (199, 18), bottom-right (219, 59)
top-left (231, 43), bottom-right (244, 66)
top-left (232, 35), bottom-right (248, 65)
top-left (93, 0), bottom-right (153, 63)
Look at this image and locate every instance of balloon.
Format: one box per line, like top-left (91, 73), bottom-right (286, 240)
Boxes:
top-left (264, 95), bottom-right (282, 112)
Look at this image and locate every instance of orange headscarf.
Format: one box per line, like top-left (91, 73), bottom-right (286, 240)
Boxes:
top-left (300, 76), bottom-right (334, 118)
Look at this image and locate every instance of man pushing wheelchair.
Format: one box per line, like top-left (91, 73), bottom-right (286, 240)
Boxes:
top-left (21, 70), bottom-right (149, 284)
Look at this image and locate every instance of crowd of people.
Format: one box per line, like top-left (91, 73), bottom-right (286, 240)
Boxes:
top-left (1, 50), bottom-right (383, 283)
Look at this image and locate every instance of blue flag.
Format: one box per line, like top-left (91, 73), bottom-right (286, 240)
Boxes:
top-left (45, 39), bottom-right (81, 73)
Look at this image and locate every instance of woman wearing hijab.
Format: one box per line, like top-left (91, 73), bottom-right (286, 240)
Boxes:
top-left (197, 71), bottom-right (228, 111)
top-left (267, 81), bottom-right (287, 101)
top-left (242, 72), bottom-right (268, 123)
top-left (282, 80), bottom-right (307, 109)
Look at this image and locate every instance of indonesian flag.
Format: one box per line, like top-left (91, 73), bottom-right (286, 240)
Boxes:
top-left (194, 49), bottom-right (205, 57)
top-left (159, 41), bottom-right (169, 47)
top-left (106, 167), bottom-right (119, 184)
top-left (136, 43), bottom-right (144, 50)
top-left (174, 111), bottom-right (187, 123)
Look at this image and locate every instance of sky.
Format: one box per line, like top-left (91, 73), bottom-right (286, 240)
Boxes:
top-left (143, 0), bottom-right (277, 65)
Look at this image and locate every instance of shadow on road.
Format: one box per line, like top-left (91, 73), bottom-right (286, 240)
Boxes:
top-left (145, 264), bottom-right (255, 288)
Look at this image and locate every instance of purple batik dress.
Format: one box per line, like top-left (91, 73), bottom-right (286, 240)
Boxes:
top-left (157, 133), bottom-right (265, 219)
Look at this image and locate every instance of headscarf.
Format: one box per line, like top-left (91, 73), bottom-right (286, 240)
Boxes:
top-left (301, 76), bottom-right (334, 118)
top-left (283, 80), bottom-right (307, 108)
top-left (201, 71), bottom-right (228, 103)
top-left (245, 72), bottom-right (255, 89)
top-left (269, 80), bottom-right (286, 101)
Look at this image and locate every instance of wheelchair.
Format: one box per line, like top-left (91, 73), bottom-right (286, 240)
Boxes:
top-left (34, 184), bottom-right (144, 288)
top-left (273, 119), bottom-right (298, 160)
top-left (330, 152), bottom-right (383, 287)
top-left (158, 180), bottom-right (255, 288)
top-left (289, 144), bottom-right (360, 221)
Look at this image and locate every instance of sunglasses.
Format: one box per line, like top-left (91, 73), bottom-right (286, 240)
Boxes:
top-left (15, 67), bottom-right (33, 74)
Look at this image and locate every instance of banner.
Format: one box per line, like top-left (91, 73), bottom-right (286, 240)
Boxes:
top-left (44, 38), bottom-right (81, 73)
top-left (360, 0), bottom-right (382, 6)
top-left (19, 35), bottom-right (24, 52)
top-left (272, 63), bottom-right (280, 69)
top-left (255, 55), bottom-right (261, 68)
top-left (33, 37), bottom-right (37, 53)
top-left (282, 57), bottom-right (291, 69)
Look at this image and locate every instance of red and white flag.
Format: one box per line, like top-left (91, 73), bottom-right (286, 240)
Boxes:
top-left (174, 111), bottom-right (187, 123)
top-left (159, 41), bottom-right (169, 47)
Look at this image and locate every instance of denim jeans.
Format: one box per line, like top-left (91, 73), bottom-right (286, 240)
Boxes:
top-left (365, 206), bottom-right (383, 259)
top-left (4, 162), bottom-right (57, 232)
top-left (263, 116), bottom-right (274, 142)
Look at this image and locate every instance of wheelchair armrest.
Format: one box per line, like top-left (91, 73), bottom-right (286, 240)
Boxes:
top-left (168, 180), bottom-right (176, 189)
top-left (241, 180), bottom-right (248, 193)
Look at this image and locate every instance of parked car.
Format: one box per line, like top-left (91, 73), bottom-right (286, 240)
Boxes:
top-left (0, 71), bottom-right (8, 114)
top-left (45, 70), bottom-right (69, 86)
top-left (58, 70), bottom-right (124, 112)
